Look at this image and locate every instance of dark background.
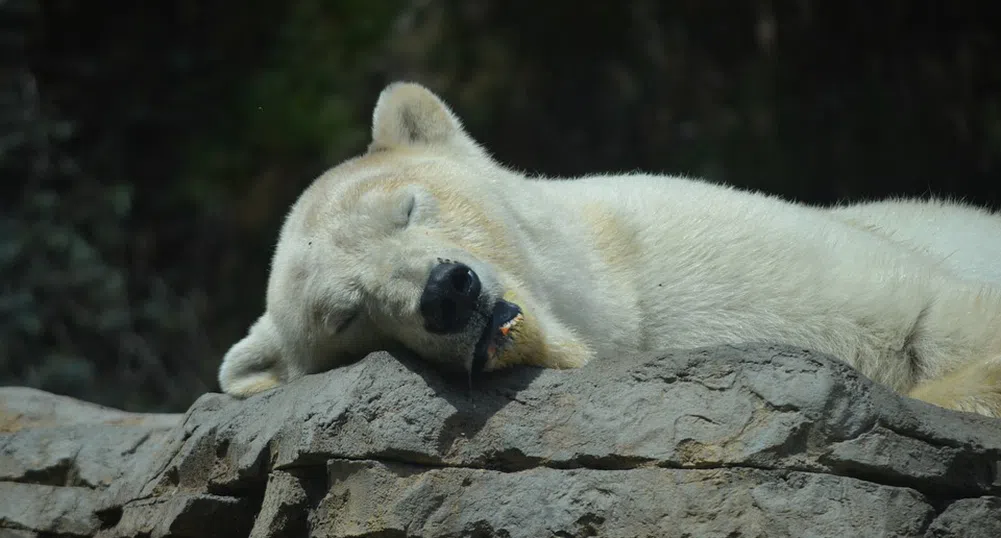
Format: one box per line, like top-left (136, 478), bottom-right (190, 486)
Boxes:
top-left (3, 0), bottom-right (999, 412)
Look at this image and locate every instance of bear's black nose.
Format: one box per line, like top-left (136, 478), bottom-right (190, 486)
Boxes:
top-left (420, 262), bottom-right (481, 334)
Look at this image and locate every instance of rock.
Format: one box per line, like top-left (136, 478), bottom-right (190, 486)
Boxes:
top-left (0, 387), bottom-right (181, 536)
top-left (2, 344), bottom-right (1000, 537)
top-left (318, 460), bottom-right (934, 537)
top-left (0, 482), bottom-right (105, 536)
top-left (924, 497), bottom-right (1001, 538)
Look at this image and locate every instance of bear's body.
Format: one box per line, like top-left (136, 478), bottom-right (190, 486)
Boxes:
top-left (832, 199), bottom-right (1001, 286)
top-left (219, 82), bottom-right (1001, 417)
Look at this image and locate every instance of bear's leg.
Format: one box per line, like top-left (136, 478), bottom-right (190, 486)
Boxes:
top-left (908, 357), bottom-right (1001, 418)
top-left (489, 287), bottom-right (595, 371)
top-left (218, 314), bottom-right (289, 398)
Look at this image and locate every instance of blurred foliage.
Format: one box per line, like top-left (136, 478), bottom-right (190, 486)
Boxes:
top-left (2, 0), bottom-right (999, 411)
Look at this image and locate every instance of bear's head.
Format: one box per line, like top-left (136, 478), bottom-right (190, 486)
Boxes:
top-left (218, 83), bottom-right (576, 398)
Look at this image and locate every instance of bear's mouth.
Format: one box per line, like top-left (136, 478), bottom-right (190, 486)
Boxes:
top-left (471, 300), bottom-right (523, 375)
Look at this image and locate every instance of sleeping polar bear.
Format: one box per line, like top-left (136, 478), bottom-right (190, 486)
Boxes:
top-left (219, 82), bottom-right (1001, 417)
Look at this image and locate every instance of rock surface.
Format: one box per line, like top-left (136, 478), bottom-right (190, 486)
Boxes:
top-left (2, 344), bottom-right (1000, 537)
top-left (0, 387), bottom-right (180, 537)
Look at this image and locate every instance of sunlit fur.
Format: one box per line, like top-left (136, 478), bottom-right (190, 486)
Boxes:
top-left (219, 82), bottom-right (1001, 418)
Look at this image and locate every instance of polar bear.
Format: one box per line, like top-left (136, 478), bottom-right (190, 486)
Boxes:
top-left (219, 82), bottom-right (1001, 417)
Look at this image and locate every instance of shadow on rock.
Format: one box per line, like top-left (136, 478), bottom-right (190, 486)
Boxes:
top-left (390, 349), bottom-right (545, 456)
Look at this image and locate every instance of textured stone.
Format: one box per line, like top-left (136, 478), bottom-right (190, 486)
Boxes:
top-left (3, 344), bottom-right (1001, 537)
top-left (924, 497), bottom-right (1001, 538)
top-left (317, 460), bottom-right (933, 538)
top-left (107, 493), bottom-right (257, 538)
top-left (248, 470), bottom-right (315, 538)
top-left (0, 387), bottom-right (179, 492)
top-left (0, 529), bottom-right (40, 538)
top-left (0, 482), bottom-right (104, 536)
top-left (0, 388), bottom-right (180, 536)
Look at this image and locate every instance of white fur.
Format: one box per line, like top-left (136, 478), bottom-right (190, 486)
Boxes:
top-left (219, 82), bottom-right (1001, 417)
top-left (832, 199), bottom-right (1001, 286)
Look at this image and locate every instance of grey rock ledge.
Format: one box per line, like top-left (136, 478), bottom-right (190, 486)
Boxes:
top-left (1, 343), bottom-right (1000, 537)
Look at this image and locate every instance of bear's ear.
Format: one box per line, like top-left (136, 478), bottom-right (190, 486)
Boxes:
top-left (368, 82), bottom-right (483, 155)
top-left (218, 314), bottom-right (286, 398)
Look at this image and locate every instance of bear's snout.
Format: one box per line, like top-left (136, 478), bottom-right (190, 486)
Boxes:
top-left (420, 262), bottom-right (481, 334)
